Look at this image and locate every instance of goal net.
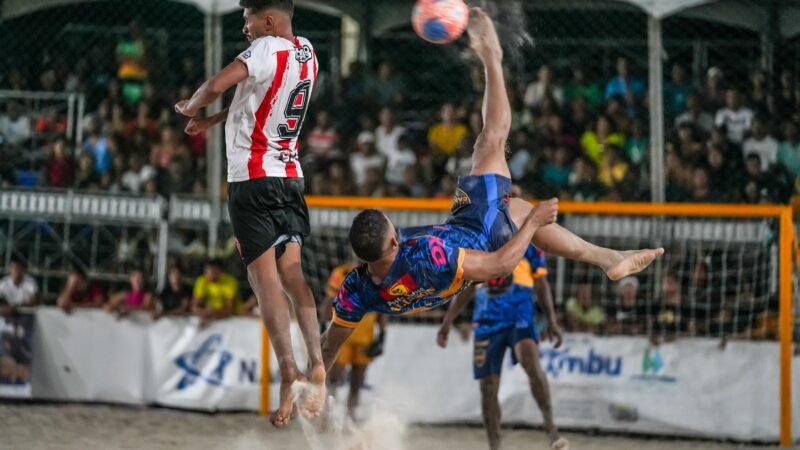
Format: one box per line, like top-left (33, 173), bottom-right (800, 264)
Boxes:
top-left (298, 198), bottom-right (798, 444)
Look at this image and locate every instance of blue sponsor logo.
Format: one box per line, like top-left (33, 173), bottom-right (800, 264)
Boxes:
top-left (630, 347), bottom-right (676, 383)
top-left (539, 348), bottom-right (622, 378)
top-left (174, 334), bottom-right (259, 390)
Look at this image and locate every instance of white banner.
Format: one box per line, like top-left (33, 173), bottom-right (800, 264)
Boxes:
top-left (23, 309), bottom-right (799, 441)
top-left (364, 325), bottom-right (800, 442)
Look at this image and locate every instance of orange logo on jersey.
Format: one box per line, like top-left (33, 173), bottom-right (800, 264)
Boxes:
top-left (389, 283), bottom-right (409, 296)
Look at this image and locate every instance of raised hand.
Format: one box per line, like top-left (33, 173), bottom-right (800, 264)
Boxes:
top-left (528, 198), bottom-right (559, 228)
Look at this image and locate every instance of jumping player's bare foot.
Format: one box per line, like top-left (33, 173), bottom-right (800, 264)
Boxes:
top-left (467, 7), bottom-right (502, 62)
top-left (271, 375), bottom-right (301, 428)
top-left (551, 437), bottom-right (570, 449)
top-left (295, 364), bottom-right (326, 419)
top-left (606, 248), bottom-right (665, 281)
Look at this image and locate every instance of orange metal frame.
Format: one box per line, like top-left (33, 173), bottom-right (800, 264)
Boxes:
top-left (258, 197), bottom-right (795, 447)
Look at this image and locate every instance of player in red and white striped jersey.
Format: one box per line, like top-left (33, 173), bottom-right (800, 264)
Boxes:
top-left (175, 0), bottom-right (324, 428)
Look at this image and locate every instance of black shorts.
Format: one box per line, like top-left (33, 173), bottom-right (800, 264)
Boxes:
top-left (228, 177), bottom-right (310, 265)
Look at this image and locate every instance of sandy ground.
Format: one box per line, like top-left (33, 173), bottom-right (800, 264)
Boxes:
top-left (0, 403), bottom-right (783, 450)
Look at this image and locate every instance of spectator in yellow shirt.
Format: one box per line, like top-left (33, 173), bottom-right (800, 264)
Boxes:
top-left (323, 262), bottom-right (387, 420)
top-left (597, 145), bottom-right (629, 188)
top-left (192, 259), bottom-right (239, 325)
top-left (581, 115), bottom-right (625, 164)
top-left (428, 103), bottom-right (468, 175)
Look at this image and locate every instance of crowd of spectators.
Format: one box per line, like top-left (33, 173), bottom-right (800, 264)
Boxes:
top-left (2, 23), bottom-right (800, 206)
top-left (299, 57), bottom-right (800, 205)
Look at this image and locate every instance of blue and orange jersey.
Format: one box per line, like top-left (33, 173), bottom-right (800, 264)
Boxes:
top-left (332, 223), bottom-right (484, 328)
top-left (473, 245), bottom-right (547, 337)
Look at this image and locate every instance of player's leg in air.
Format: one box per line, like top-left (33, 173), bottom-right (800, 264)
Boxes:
top-left (465, 8), bottom-right (663, 279)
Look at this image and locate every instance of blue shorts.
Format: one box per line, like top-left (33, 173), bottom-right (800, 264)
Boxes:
top-left (447, 174), bottom-right (517, 253)
top-left (473, 323), bottom-right (539, 380)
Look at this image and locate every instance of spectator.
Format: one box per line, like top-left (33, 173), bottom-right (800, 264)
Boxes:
top-left (699, 66), bottom-right (726, 112)
top-left (742, 117), bottom-right (778, 171)
top-left (57, 269), bottom-right (106, 312)
top-left (581, 115), bottom-right (625, 164)
top-left (771, 69), bottom-right (795, 119)
top-left (125, 102), bottom-right (159, 142)
top-left (0, 260), bottom-right (39, 308)
top-left (749, 70), bottom-right (769, 116)
top-left (668, 122), bottom-right (704, 166)
top-left (428, 103), bottom-right (468, 171)
top-left (45, 138), bottom-right (74, 188)
top-left (543, 114), bottom-right (578, 153)
top-left (715, 88), bottom-right (754, 145)
top-left (566, 96), bottom-right (592, 136)
top-left (120, 154), bottom-right (155, 194)
top-left (568, 156), bottom-right (606, 201)
top-left (360, 166), bottom-right (387, 197)
top-left (652, 272), bottom-right (694, 339)
top-left (0, 103), bottom-right (32, 147)
top-left (675, 93), bottom-right (714, 134)
top-left (153, 265), bottom-right (190, 319)
top-left (435, 174), bottom-right (457, 199)
top-left (606, 277), bottom-right (645, 335)
top-left (508, 129), bottom-right (533, 180)
top-left (150, 126), bottom-right (188, 169)
top-left (706, 144), bottom-right (740, 201)
top-left (665, 149), bottom-right (690, 201)
top-left (350, 131), bottom-right (385, 189)
top-left (742, 154), bottom-right (767, 203)
top-left (445, 140), bottom-right (473, 178)
top-left (105, 267), bottom-right (153, 316)
top-left (624, 118), bottom-right (649, 166)
top-left (524, 65), bottom-right (563, 109)
top-left (564, 67), bottom-right (603, 110)
top-left (192, 259), bottom-right (239, 325)
top-left (375, 107), bottom-right (407, 162)
top-left (597, 144), bottom-right (628, 188)
top-left (778, 120), bottom-right (800, 177)
top-left (541, 146), bottom-right (572, 193)
top-left (384, 135), bottom-right (417, 187)
top-left (565, 282), bottom-right (606, 333)
top-left (688, 166), bottom-right (721, 203)
top-left (326, 160), bottom-right (355, 196)
top-left (604, 57), bottom-right (645, 111)
top-left (83, 127), bottom-right (114, 175)
top-left (664, 63), bottom-right (693, 120)
top-left (74, 152), bottom-right (101, 190)
top-left (156, 156), bottom-right (193, 198)
top-left (306, 110), bottom-right (340, 164)
top-left (374, 62), bottom-right (404, 107)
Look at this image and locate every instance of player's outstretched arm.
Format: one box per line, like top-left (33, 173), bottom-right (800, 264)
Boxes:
top-left (437, 284), bottom-right (476, 348)
top-left (321, 323), bottom-right (354, 373)
top-left (175, 60), bottom-right (248, 118)
top-left (462, 199), bottom-right (559, 282)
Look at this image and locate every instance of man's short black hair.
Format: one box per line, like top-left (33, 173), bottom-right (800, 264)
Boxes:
top-left (206, 259), bottom-right (224, 269)
top-left (349, 209), bottom-right (391, 263)
top-left (239, 0), bottom-right (294, 16)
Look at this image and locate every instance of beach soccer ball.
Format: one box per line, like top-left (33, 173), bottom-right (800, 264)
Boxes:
top-left (412, 0), bottom-right (469, 45)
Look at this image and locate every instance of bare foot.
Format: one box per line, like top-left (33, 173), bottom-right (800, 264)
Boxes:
top-left (295, 364), bottom-right (327, 419)
top-left (270, 376), bottom-right (300, 428)
top-left (606, 248), bottom-right (664, 281)
top-left (551, 437), bottom-right (570, 449)
top-left (467, 7), bottom-right (502, 61)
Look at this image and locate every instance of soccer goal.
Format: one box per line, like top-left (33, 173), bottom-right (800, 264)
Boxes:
top-left (261, 197), bottom-right (797, 446)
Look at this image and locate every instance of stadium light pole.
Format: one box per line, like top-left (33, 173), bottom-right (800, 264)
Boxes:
top-left (647, 15), bottom-right (665, 204)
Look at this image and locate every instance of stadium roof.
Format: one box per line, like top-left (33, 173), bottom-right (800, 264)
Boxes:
top-left (3, 0), bottom-right (800, 37)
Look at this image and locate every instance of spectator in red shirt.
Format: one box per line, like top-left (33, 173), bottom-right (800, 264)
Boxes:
top-left (57, 269), bottom-right (106, 313)
top-left (45, 139), bottom-right (74, 188)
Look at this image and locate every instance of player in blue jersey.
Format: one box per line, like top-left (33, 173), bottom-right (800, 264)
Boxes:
top-left (437, 245), bottom-right (568, 450)
top-left (320, 8), bottom-right (662, 371)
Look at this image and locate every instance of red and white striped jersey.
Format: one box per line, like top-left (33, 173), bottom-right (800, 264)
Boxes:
top-left (225, 36), bottom-right (318, 182)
